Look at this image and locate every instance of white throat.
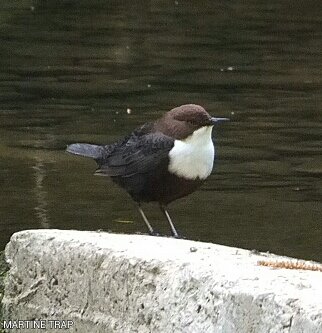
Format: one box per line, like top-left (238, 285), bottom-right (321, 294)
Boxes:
top-left (168, 126), bottom-right (215, 180)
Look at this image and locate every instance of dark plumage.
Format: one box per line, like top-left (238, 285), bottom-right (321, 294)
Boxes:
top-left (66, 104), bottom-right (228, 237)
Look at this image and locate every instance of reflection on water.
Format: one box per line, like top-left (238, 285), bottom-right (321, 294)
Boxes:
top-left (32, 157), bottom-right (50, 229)
top-left (0, 0), bottom-right (321, 261)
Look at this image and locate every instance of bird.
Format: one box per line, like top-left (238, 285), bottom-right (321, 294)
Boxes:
top-left (66, 104), bottom-right (229, 237)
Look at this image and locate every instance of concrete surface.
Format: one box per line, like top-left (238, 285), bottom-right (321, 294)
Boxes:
top-left (2, 229), bottom-right (322, 333)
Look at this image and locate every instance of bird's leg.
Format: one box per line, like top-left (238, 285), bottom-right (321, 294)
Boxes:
top-left (159, 205), bottom-right (179, 238)
top-left (137, 205), bottom-right (155, 235)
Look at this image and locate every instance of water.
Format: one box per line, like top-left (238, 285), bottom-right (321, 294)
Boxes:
top-left (0, 0), bottom-right (321, 261)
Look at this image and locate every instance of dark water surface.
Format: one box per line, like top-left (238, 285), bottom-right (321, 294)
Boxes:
top-left (0, 0), bottom-right (321, 261)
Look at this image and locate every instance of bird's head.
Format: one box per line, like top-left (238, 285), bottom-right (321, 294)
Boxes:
top-left (155, 104), bottom-right (229, 140)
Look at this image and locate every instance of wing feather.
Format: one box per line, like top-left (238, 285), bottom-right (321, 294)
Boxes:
top-left (95, 132), bottom-right (174, 177)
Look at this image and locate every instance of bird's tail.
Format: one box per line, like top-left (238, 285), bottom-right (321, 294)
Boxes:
top-left (66, 143), bottom-right (105, 160)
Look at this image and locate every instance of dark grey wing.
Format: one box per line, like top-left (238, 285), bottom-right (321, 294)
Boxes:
top-left (95, 132), bottom-right (174, 177)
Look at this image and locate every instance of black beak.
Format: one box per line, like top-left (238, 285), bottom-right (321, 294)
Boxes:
top-left (210, 117), bottom-right (230, 125)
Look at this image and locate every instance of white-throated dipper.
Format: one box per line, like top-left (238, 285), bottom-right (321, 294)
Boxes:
top-left (66, 104), bottom-right (228, 237)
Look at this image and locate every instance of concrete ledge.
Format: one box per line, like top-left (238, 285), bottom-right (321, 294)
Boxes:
top-left (2, 230), bottom-right (322, 333)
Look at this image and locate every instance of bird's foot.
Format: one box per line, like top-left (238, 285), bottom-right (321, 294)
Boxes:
top-left (172, 233), bottom-right (185, 239)
top-left (149, 230), bottom-right (161, 237)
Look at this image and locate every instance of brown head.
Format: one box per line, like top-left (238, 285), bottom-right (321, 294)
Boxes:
top-left (154, 104), bottom-right (228, 140)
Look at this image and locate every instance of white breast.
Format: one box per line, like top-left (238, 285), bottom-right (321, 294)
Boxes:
top-left (168, 126), bottom-right (215, 180)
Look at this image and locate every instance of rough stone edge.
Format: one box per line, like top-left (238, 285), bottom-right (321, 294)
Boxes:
top-left (2, 230), bottom-right (322, 333)
top-left (0, 250), bottom-right (9, 333)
